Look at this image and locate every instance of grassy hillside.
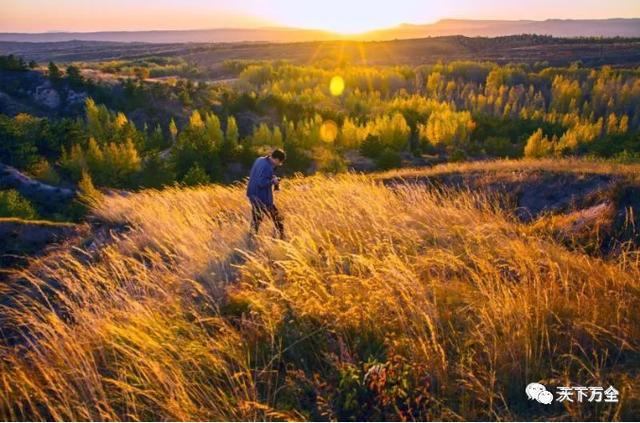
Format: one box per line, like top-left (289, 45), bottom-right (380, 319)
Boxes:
top-left (1, 159), bottom-right (639, 420)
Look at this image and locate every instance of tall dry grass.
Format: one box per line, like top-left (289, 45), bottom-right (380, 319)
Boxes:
top-left (378, 157), bottom-right (640, 182)
top-left (1, 163), bottom-right (639, 420)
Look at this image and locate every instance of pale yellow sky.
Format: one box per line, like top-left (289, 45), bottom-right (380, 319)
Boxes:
top-left (1, 0), bottom-right (639, 33)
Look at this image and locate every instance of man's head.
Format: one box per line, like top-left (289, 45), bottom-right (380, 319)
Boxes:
top-left (269, 149), bottom-right (286, 167)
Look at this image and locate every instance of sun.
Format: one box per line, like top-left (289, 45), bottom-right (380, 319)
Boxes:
top-left (267, 1), bottom-right (431, 35)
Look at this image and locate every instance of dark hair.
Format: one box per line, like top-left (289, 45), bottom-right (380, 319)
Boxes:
top-left (271, 149), bottom-right (286, 162)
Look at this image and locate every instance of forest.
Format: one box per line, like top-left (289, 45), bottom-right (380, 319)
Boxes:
top-left (0, 54), bottom-right (639, 220)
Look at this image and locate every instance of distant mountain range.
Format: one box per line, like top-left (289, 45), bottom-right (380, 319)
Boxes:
top-left (367, 19), bottom-right (640, 39)
top-left (1, 19), bottom-right (639, 44)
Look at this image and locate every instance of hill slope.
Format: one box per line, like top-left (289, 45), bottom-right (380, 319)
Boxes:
top-left (1, 159), bottom-right (639, 420)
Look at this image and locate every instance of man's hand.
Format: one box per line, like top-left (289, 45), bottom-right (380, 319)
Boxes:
top-left (272, 176), bottom-right (280, 185)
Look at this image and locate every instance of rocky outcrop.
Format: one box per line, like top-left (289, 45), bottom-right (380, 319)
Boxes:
top-left (0, 69), bottom-right (91, 116)
top-left (33, 80), bottom-right (61, 109)
top-left (66, 89), bottom-right (87, 105)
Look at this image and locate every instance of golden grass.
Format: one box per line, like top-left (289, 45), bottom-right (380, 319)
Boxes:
top-left (1, 160), bottom-right (639, 420)
top-left (377, 157), bottom-right (640, 182)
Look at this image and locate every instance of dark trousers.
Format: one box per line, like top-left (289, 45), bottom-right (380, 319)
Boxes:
top-left (250, 200), bottom-right (285, 239)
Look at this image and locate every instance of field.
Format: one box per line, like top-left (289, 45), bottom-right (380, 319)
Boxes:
top-left (1, 158), bottom-right (639, 421)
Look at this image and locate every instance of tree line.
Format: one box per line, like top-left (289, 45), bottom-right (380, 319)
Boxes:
top-left (0, 58), bottom-right (638, 199)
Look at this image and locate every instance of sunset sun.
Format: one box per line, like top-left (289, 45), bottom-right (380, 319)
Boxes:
top-left (260, 0), bottom-right (435, 34)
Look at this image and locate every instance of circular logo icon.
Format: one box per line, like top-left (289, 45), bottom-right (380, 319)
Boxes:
top-left (526, 382), bottom-right (553, 404)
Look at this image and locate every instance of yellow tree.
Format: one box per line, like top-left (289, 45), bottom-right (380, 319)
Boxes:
top-left (420, 109), bottom-right (475, 150)
top-left (524, 129), bottom-right (554, 158)
top-left (189, 110), bottom-right (204, 129)
top-left (205, 113), bottom-right (223, 146)
top-left (169, 118), bottom-right (178, 141)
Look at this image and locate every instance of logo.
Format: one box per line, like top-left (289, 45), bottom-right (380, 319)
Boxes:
top-left (526, 383), bottom-right (554, 404)
top-left (526, 383), bottom-right (619, 405)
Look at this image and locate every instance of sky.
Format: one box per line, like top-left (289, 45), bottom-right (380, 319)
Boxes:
top-left (1, 0), bottom-right (639, 34)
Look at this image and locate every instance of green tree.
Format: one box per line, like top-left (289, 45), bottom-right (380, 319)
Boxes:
top-left (60, 144), bottom-right (85, 182)
top-left (272, 126), bottom-right (283, 147)
top-left (182, 163), bottom-right (210, 186)
top-left (0, 54), bottom-right (28, 71)
top-left (250, 123), bottom-right (273, 146)
top-left (48, 61), bottom-right (62, 81)
top-left (66, 65), bottom-right (84, 86)
top-left (0, 114), bottom-right (39, 168)
top-left (146, 124), bottom-right (167, 151)
top-left (221, 116), bottom-right (239, 161)
top-left (360, 134), bottom-right (386, 158)
top-left (102, 138), bottom-right (141, 187)
top-left (136, 153), bottom-right (176, 188)
top-left (376, 148), bottom-right (402, 170)
top-left (205, 113), bottom-right (224, 146)
top-left (172, 111), bottom-right (220, 180)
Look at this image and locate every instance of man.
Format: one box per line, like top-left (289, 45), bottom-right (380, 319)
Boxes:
top-left (246, 149), bottom-right (286, 239)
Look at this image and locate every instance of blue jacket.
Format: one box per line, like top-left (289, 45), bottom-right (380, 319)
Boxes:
top-left (246, 156), bottom-right (275, 205)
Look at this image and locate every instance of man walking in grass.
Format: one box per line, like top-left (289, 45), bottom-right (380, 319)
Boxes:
top-left (246, 149), bottom-right (286, 239)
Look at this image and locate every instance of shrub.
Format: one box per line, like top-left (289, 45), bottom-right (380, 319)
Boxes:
top-left (77, 170), bottom-right (103, 207)
top-left (29, 159), bottom-right (61, 185)
top-left (182, 163), bottom-right (210, 186)
top-left (136, 153), bottom-right (176, 189)
top-left (483, 136), bottom-right (518, 158)
top-left (0, 190), bottom-right (37, 219)
top-left (449, 149), bottom-right (467, 162)
top-left (360, 135), bottom-right (386, 159)
top-left (375, 148), bottom-right (402, 170)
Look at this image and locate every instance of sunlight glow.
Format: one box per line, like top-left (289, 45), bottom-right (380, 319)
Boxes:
top-left (264, 0), bottom-right (431, 34)
top-left (320, 120), bottom-right (339, 143)
top-left (329, 76), bottom-right (345, 96)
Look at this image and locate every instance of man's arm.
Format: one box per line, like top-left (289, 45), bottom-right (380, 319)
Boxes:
top-left (255, 161), bottom-right (274, 189)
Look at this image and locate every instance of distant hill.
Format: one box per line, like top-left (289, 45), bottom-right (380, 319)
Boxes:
top-left (0, 27), bottom-right (337, 44)
top-left (366, 18), bottom-right (640, 40)
top-left (1, 18), bottom-right (639, 44)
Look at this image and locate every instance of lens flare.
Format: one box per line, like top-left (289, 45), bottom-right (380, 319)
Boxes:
top-left (320, 120), bottom-right (338, 143)
top-left (329, 75), bottom-right (345, 96)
